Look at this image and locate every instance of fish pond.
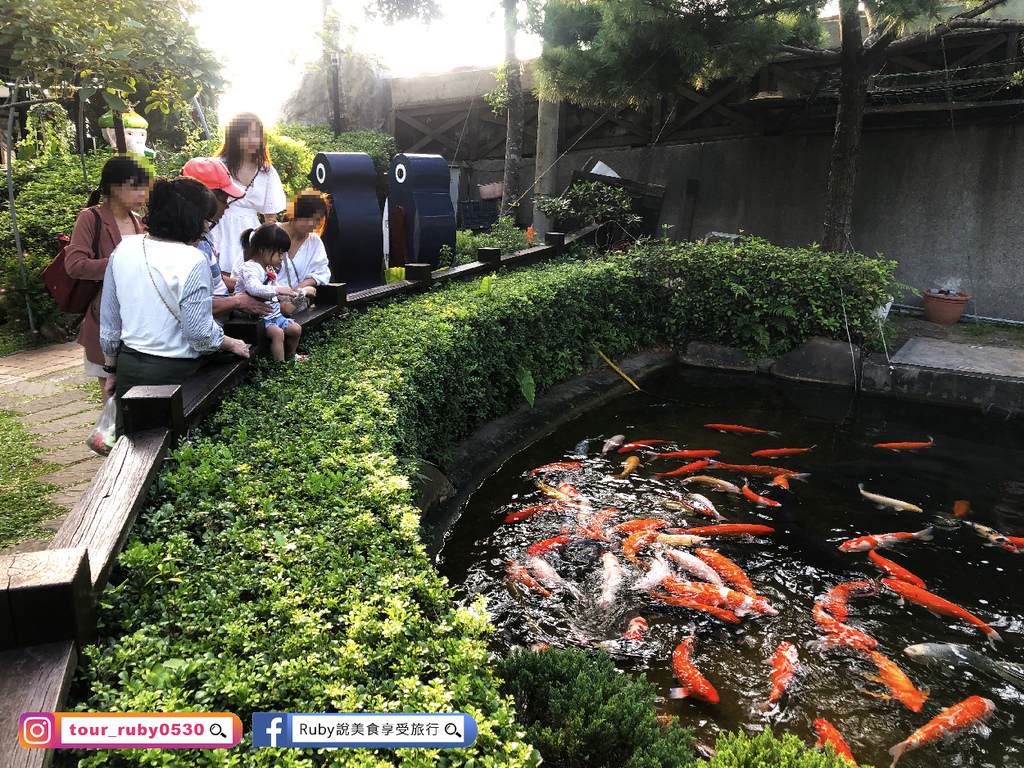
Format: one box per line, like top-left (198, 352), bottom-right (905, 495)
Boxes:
top-left (436, 365), bottom-right (1024, 768)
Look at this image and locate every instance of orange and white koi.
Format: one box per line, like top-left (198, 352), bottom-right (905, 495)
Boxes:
top-left (707, 460), bottom-right (808, 480)
top-left (889, 696), bottom-right (995, 768)
top-left (622, 529), bottom-right (662, 565)
top-left (526, 534), bottom-right (572, 556)
top-left (751, 446), bottom-right (816, 458)
top-left (633, 553), bottom-right (674, 591)
top-left (649, 592), bottom-right (741, 623)
top-left (665, 548), bottom-right (725, 586)
top-left (812, 602), bottom-right (878, 650)
top-left (623, 616), bottom-right (648, 642)
top-left (839, 528), bottom-right (933, 552)
top-left (742, 481), bottom-right (781, 508)
top-left (659, 493), bottom-right (727, 521)
top-left (674, 524), bottom-right (775, 538)
top-left (758, 641), bottom-right (799, 711)
top-left (705, 423), bottom-right (780, 437)
top-left (662, 577), bottom-right (778, 616)
top-left (610, 519), bottom-right (670, 535)
top-left (505, 503), bottom-right (564, 524)
top-left (529, 461), bottom-right (582, 475)
top-left (882, 578), bottom-right (1002, 648)
top-left (873, 436), bottom-right (933, 451)
top-left (860, 649), bottom-right (928, 712)
top-left (694, 548), bottom-right (755, 596)
top-left (868, 550), bottom-right (925, 588)
top-left (655, 449), bottom-right (721, 459)
top-left (611, 455), bottom-right (642, 479)
top-left (858, 484), bottom-right (923, 513)
top-left (669, 637), bottom-right (720, 703)
top-left (1007, 535), bottom-right (1024, 551)
top-left (618, 439), bottom-right (674, 453)
top-left (655, 459), bottom-right (711, 479)
top-left (961, 519), bottom-right (1020, 552)
top-left (814, 719), bottom-right (856, 764)
top-left (527, 555), bottom-right (580, 598)
top-left (677, 475), bottom-right (742, 494)
top-left (506, 561), bottom-right (551, 597)
top-left (820, 580), bottom-right (880, 622)
top-left (598, 551), bottom-right (623, 609)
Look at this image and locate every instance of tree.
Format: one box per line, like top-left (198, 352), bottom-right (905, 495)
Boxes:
top-left (535, 0), bottom-right (1024, 253)
top-left (500, 0), bottom-right (525, 219)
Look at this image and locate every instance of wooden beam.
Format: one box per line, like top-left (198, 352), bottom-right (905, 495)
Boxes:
top-left (0, 641), bottom-right (76, 768)
top-left (674, 85), bottom-right (756, 129)
top-left (888, 55), bottom-right (934, 73)
top-left (769, 64), bottom-right (818, 94)
top-left (0, 548), bottom-right (93, 649)
top-left (394, 112), bottom-right (459, 152)
top-left (121, 384), bottom-right (184, 438)
top-left (950, 32), bottom-right (1006, 69)
top-left (407, 112), bottom-right (470, 154)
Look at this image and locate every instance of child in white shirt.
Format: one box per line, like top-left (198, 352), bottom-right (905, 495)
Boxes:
top-left (232, 224), bottom-right (303, 361)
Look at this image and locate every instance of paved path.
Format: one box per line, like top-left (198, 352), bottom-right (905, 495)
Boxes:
top-left (0, 342), bottom-right (104, 555)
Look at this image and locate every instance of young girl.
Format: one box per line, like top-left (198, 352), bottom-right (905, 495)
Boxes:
top-left (213, 112), bottom-right (287, 276)
top-left (232, 224), bottom-right (303, 362)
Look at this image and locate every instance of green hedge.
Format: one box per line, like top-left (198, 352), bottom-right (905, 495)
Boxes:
top-left (706, 730), bottom-right (869, 767)
top-left (58, 253), bottom-right (659, 767)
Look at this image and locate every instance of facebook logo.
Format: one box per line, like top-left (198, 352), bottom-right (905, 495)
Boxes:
top-left (252, 713), bottom-right (292, 748)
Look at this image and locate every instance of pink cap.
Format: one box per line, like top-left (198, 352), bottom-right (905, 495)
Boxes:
top-left (181, 157), bottom-right (246, 198)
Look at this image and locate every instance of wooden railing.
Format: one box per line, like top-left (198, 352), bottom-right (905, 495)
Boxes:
top-left (0, 228), bottom-right (592, 768)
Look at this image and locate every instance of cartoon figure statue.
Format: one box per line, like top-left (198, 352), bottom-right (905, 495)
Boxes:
top-left (98, 110), bottom-right (154, 157)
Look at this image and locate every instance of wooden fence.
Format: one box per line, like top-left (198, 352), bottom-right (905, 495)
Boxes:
top-left (0, 228), bottom-right (591, 768)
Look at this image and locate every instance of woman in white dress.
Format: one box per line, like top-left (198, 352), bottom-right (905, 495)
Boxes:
top-left (277, 189), bottom-right (331, 314)
top-left (212, 112), bottom-right (287, 276)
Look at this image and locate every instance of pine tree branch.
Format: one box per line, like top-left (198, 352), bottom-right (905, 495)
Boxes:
top-left (889, 0), bottom-right (1021, 53)
top-left (779, 43), bottom-right (840, 61)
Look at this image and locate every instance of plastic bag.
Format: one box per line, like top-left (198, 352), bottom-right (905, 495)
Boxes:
top-left (87, 397), bottom-right (117, 456)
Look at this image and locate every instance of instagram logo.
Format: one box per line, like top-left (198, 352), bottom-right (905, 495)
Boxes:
top-left (19, 713), bottom-right (55, 748)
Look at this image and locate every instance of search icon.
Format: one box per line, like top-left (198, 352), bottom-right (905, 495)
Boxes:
top-left (445, 722), bottom-right (462, 739)
top-left (209, 723), bottom-right (227, 738)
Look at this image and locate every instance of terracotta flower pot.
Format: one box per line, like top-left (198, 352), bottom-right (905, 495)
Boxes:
top-left (922, 289), bottom-right (970, 326)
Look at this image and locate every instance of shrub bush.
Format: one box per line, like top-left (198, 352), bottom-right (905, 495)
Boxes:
top-left (495, 647), bottom-right (695, 768)
top-left (265, 130), bottom-right (316, 200)
top-left (706, 730), bottom-right (869, 768)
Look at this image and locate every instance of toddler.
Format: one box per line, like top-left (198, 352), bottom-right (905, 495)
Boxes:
top-left (232, 224), bottom-right (303, 361)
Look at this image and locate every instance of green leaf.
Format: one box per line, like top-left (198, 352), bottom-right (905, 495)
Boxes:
top-left (516, 366), bottom-right (535, 407)
top-left (101, 90), bottom-right (127, 111)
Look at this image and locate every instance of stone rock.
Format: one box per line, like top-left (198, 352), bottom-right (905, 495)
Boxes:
top-left (277, 55), bottom-right (392, 131)
top-left (681, 341), bottom-right (758, 371)
top-left (771, 337), bottom-right (860, 387)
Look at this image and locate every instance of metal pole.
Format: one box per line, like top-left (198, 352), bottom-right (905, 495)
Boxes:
top-left (192, 95), bottom-right (211, 140)
top-left (6, 79), bottom-right (36, 333)
top-left (331, 53), bottom-right (342, 136)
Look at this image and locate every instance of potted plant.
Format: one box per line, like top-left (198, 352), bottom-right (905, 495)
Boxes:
top-left (922, 287), bottom-right (971, 326)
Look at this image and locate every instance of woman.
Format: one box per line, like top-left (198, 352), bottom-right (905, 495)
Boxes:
top-left (212, 112), bottom-right (287, 275)
top-left (65, 155), bottom-right (150, 401)
top-left (99, 177), bottom-right (249, 433)
top-left (277, 189), bottom-right (331, 313)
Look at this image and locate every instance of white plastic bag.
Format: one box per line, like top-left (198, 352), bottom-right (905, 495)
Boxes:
top-left (87, 397), bottom-right (117, 456)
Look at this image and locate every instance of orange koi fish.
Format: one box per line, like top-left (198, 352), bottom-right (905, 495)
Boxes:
top-left (618, 440), bottom-right (674, 453)
top-left (961, 520), bottom-right (1020, 552)
top-left (662, 577), bottom-right (778, 616)
top-left (655, 459), bottom-right (711, 479)
top-left (751, 446), bottom-right (815, 458)
top-left (860, 649), bottom-right (928, 712)
top-left (505, 503), bottom-right (564, 524)
top-left (610, 519), bottom-right (670, 534)
top-left (535, 479), bottom-right (580, 506)
top-left (526, 534), bottom-right (572, 556)
top-left (655, 449), bottom-right (721, 459)
top-left (770, 474), bottom-right (791, 489)
top-left (758, 641), bottom-right (799, 710)
top-left (612, 455), bottom-right (642, 479)
top-left (953, 499), bottom-right (971, 518)
top-left (622, 529), bottom-right (662, 565)
top-left (873, 436), bottom-right (934, 451)
top-left (814, 719), bottom-right (857, 764)
top-left (506, 561), bottom-right (551, 597)
top-left (812, 602), bottom-right (877, 650)
top-left (598, 551), bottom-right (623, 609)
top-left (742, 482), bottom-right (781, 508)
top-left (675, 524), bottom-right (775, 538)
top-left (820, 580), bottom-right (880, 622)
top-left (882, 578), bottom-right (1002, 648)
top-left (868, 550), bottom-right (925, 588)
top-left (705, 423), bottom-right (780, 437)
top-left (694, 548), bottom-right (755, 596)
top-left (529, 461), bottom-right (582, 475)
top-left (839, 528), bottom-right (933, 552)
top-left (677, 475), bottom-right (742, 493)
top-left (623, 616), bottom-right (648, 642)
top-left (707, 460), bottom-right (808, 479)
top-left (889, 696), bottom-right (995, 768)
top-left (649, 592), bottom-right (741, 623)
top-left (1007, 535), bottom-right (1024, 551)
top-left (669, 637), bottom-right (720, 703)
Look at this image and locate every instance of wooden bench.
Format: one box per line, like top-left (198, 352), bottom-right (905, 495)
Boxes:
top-left (0, 641), bottom-right (76, 768)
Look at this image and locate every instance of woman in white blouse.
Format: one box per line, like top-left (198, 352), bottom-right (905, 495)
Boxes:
top-left (212, 112), bottom-right (287, 275)
top-left (277, 189), bottom-right (331, 314)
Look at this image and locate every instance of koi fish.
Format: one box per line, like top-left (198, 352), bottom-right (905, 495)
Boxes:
top-left (814, 719), bottom-right (857, 765)
top-left (961, 519), bottom-right (1019, 552)
top-left (707, 460), bottom-right (808, 480)
top-left (611, 455), bottom-right (642, 479)
top-left (758, 641), bottom-right (799, 711)
top-left (650, 592), bottom-right (741, 624)
top-left (653, 533), bottom-right (708, 547)
top-left (742, 482), bottom-right (781, 508)
top-left (527, 555), bottom-right (580, 597)
top-left (655, 449), bottom-right (721, 459)
top-left (903, 642), bottom-right (1024, 688)
top-left (694, 548), bottom-right (755, 596)
top-left (623, 616), bottom-right (648, 642)
top-left (530, 461), bottom-right (582, 475)
top-left (535, 479), bottom-right (577, 506)
top-left (705, 423), bottom-right (780, 437)
top-left (820, 580), bottom-right (880, 622)
top-left (601, 434), bottom-right (625, 455)
top-left (873, 436), bottom-right (933, 450)
top-left (618, 439), bottom-right (674, 453)
top-left (598, 551), bottom-right (623, 609)
top-left (770, 474), bottom-right (791, 490)
top-left (860, 649), bottom-right (928, 712)
top-left (868, 550), bottom-right (925, 588)
top-left (882, 578), bottom-right (1002, 648)
top-left (1007, 535), bottom-right (1024, 551)
top-left (506, 561), bottom-right (551, 597)
top-left (751, 446), bottom-right (815, 458)
top-left (888, 696), bottom-right (995, 768)
top-left (674, 524), bottom-right (775, 538)
top-left (665, 548), bottom-right (725, 586)
top-left (655, 459), bottom-right (711, 479)
top-left (622, 529), bottom-right (662, 565)
top-left (839, 528), bottom-right (933, 552)
top-left (677, 475), bottom-right (742, 494)
top-left (953, 499), bottom-right (971, 518)
top-left (526, 534), bottom-right (572, 556)
top-left (505, 503), bottom-right (564, 523)
top-left (669, 637), bottom-right (720, 703)
top-left (812, 602), bottom-right (877, 650)
top-left (688, 493), bottom-right (727, 521)
top-left (858, 484), bottom-right (923, 513)
top-left (610, 519), bottom-right (670, 534)
top-left (662, 577), bottom-right (778, 616)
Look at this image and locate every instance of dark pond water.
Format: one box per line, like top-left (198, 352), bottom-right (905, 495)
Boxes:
top-left (436, 365), bottom-right (1024, 768)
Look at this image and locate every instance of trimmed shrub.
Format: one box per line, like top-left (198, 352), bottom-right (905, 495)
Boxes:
top-left (265, 130), bottom-right (316, 201)
top-left (706, 730), bottom-right (871, 768)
